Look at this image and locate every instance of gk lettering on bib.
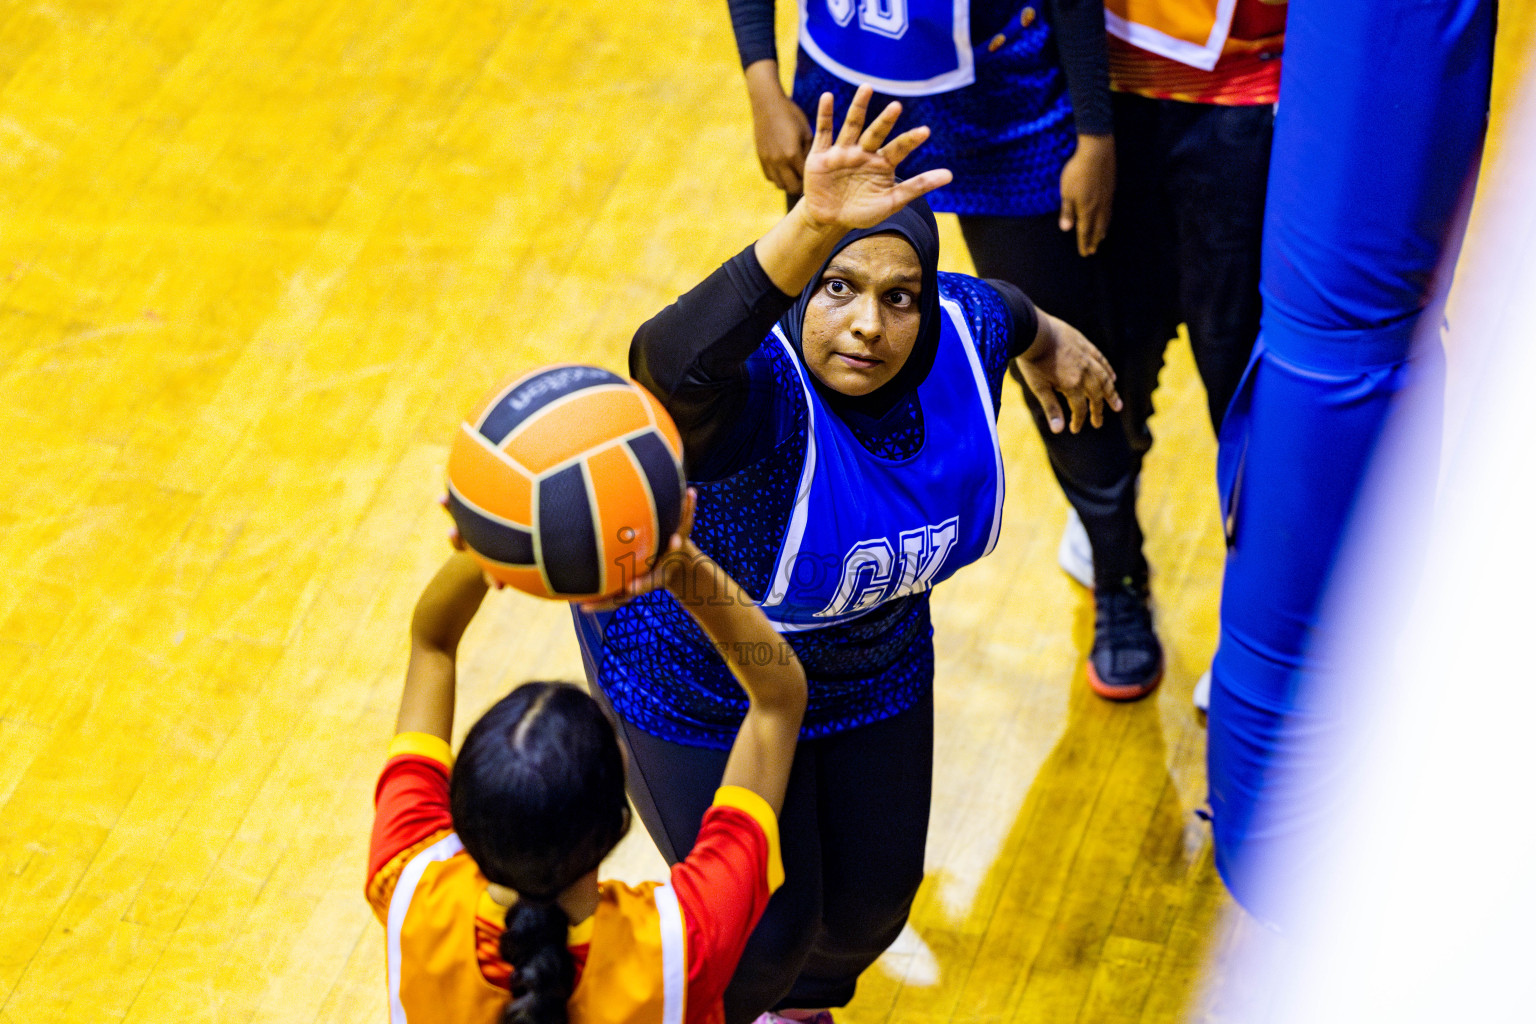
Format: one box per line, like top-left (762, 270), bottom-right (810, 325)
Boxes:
top-left (760, 296), bottom-right (1004, 632)
top-left (817, 518), bottom-right (961, 618)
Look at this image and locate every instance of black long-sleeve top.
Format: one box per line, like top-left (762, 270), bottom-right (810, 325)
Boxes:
top-left (630, 245), bottom-right (1039, 481)
top-left (594, 246), bottom-right (1040, 747)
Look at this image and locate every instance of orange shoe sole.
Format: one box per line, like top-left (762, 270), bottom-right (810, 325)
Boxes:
top-left (1087, 658), bottom-right (1164, 702)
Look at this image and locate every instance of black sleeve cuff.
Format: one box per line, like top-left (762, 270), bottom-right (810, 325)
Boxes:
top-left (987, 279), bottom-right (1041, 360)
top-left (728, 0), bottom-right (780, 69)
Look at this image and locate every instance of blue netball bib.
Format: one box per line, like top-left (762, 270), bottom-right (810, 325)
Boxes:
top-left (800, 0), bottom-right (974, 96)
top-left (760, 296), bottom-right (1004, 631)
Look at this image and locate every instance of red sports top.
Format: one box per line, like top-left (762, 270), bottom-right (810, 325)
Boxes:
top-left (1110, 0), bottom-right (1287, 105)
top-left (367, 733), bottom-right (784, 1024)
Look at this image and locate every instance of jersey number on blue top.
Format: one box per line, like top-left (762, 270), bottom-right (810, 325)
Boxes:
top-left (800, 0), bottom-right (974, 96)
top-left (826, 0), bottom-right (909, 37)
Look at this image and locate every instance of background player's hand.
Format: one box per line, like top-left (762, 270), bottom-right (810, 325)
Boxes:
top-left (576, 489), bottom-right (697, 612)
top-left (1058, 133), bottom-right (1115, 257)
top-left (746, 60), bottom-right (812, 194)
top-left (799, 86), bottom-right (952, 232)
top-left (1015, 309), bottom-right (1122, 433)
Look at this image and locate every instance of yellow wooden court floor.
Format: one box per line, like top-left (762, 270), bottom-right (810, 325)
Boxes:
top-left (0, 2), bottom-right (1530, 1022)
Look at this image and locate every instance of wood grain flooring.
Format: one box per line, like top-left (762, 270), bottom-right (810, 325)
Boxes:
top-left (0, 2), bottom-right (1529, 1021)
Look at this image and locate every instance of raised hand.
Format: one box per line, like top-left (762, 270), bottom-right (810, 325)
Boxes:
top-left (799, 85), bottom-right (953, 232)
top-left (752, 86), bottom-right (951, 297)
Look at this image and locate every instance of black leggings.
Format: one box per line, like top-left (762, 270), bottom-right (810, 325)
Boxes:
top-left (959, 210), bottom-right (1151, 584)
top-left (593, 686), bottom-right (934, 1024)
top-left (957, 96), bottom-right (1272, 586)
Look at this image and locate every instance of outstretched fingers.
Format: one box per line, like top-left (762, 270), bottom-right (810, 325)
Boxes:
top-left (819, 86), bottom-right (935, 172)
top-left (858, 95), bottom-right (903, 152)
top-left (878, 123), bottom-right (933, 171)
top-left (811, 91), bottom-right (836, 153)
top-left (890, 168), bottom-right (954, 206)
top-left (836, 84), bottom-right (874, 149)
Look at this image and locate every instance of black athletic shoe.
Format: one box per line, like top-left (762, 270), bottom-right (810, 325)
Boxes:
top-left (1087, 579), bottom-right (1164, 701)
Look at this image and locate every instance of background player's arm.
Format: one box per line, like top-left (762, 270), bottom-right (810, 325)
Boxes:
top-left (665, 541), bottom-right (807, 815)
top-left (394, 552), bottom-right (490, 743)
top-left (1048, 0), bottom-right (1116, 256)
top-left (727, 0), bottom-right (812, 194)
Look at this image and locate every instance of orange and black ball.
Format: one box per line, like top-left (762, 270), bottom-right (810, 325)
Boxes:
top-left (446, 364), bottom-right (685, 600)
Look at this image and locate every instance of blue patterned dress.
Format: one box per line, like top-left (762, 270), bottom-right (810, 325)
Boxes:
top-left (579, 272), bottom-right (1022, 748)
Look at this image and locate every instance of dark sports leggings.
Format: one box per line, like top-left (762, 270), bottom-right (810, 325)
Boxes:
top-left (959, 210), bottom-right (1151, 585)
top-left (958, 98), bottom-right (1272, 587)
top-left (591, 684), bottom-right (934, 1024)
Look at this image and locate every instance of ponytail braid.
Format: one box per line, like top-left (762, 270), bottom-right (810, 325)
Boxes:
top-left (451, 683), bottom-right (631, 1024)
top-left (500, 897), bottom-right (575, 1024)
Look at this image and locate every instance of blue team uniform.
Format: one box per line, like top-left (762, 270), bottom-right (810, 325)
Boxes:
top-left (578, 274), bottom-right (1017, 749)
top-left (792, 0), bottom-right (1075, 216)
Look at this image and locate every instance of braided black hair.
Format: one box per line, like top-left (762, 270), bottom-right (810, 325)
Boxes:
top-left (451, 682), bottom-right (630, 1024)
top-left (498, 897), bottom-right (577, 1024)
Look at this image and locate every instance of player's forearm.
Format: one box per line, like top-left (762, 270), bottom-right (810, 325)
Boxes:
top-left (409, 553), bottom-right (489, 653)
top-left (753, 200), bottom-right (846, 297)
top-left (396, 553), bottom-right (489, 740)
top-left (667, 545), bottom-right (807, 716)
top-left (744, 59), bottom-right (788, 109)
top-left (1048, 0), bottom-right (1114, 136)
top-left (396, 644), bottom-right (457, 740)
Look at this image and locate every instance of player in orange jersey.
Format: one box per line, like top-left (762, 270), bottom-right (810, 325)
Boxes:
top-left (367, 493), bottom-right (808, 1024)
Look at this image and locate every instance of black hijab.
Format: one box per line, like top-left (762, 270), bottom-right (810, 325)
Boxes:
top-left (778, 197), bottom-right (942, 420)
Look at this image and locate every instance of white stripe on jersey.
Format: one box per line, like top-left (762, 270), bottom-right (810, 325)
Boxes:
top-left (939, 294), bottom-right (1005, 556)
top-left (654, 882), bottom-right (688, 1024)
top-left (387, 832), bottom-right (465, 1024)
top-left (763, 327), bottom-right (819, 620)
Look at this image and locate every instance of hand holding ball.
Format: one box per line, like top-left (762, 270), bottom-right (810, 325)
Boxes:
top-left (445, 364), bottom-right (686, 601)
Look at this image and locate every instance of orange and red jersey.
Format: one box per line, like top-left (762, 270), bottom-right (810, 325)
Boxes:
top-left (1108, 0), bottom-right (1287, 105)
top-left (366, 733), bottom-right (783, 1024)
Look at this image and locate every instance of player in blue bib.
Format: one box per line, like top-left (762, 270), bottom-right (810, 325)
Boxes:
top-left (730, 0), bottom-right (1112, 219)
top-left (574, 90), bottom-right (1119, 1024)
top-left (727, 0), bottom-right (1170, 703)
